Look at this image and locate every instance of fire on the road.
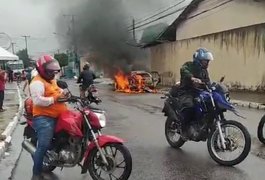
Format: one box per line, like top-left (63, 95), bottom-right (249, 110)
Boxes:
top-left (114, 70), bottom-right (156, 93)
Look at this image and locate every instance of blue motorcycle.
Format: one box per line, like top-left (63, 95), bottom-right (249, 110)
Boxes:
top-left (162, 78), bottom-right (251, 166)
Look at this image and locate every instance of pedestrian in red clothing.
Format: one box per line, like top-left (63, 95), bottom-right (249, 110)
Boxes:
top-left (0, 68), bottom-right (7, 112)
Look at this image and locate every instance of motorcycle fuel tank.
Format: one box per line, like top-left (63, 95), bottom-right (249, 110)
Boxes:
top-left (56, 110), bottom-right (83, 137)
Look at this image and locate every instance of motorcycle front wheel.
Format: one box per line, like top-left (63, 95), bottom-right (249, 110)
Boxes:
top-left (165, 117), bottom-right (185, 148)
top-left (257, 114), bottom-right (265, 144)
top-left (88, 143), bottom-right (132, 180)
top-left (207, 120), bottom-right (251, 166)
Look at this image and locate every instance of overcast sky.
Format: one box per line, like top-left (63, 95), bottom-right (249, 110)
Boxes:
top-left (0, 0), bottom-right (190, 59)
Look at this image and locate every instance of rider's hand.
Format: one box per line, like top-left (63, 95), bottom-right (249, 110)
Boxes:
top-left (191, 77), bottom-right (202, 84)
top-left (54, 93), bottom-right (67, 103)
top-left (62, 89), bottom-right (71, 98)
top-left (63, 92), bottom-right (71, 98)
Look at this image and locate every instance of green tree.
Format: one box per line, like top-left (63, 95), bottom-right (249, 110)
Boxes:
top-left (54, 53), bottom-right (69, 67)
top-left (16, 49), bottom-right (30, 68)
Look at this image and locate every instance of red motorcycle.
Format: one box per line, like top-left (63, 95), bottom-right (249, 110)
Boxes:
top-left (21, 81), bottom-right (132, 180)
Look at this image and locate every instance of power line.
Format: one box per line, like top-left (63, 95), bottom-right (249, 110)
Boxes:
top-left (186, 0), bottom-right (233, 20)
top-left (126, 0), bottom-right (214, 31)
top-left (127, 0), bottom-right (187, 29)
top-left (124, 0), bottom-right (184, 26)
top-left (184, 0), bottom-right (233, 24)
top-left (128, 5), bottom-right (187, 31)
top-left (153, 0), bottom-right (234, 42)
top-left (129, 0), bottom-right (233, 32)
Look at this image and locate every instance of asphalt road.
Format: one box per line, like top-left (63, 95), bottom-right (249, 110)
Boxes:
top-left (5, 81), bottom-right (265, 180)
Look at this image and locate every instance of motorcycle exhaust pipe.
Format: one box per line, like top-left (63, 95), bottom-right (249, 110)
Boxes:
top-left (22, 140), bottom-right (36, 155)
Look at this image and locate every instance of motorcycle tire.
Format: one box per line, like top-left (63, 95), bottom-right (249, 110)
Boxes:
top-left (207, 120), bottom-right (251, 166)
top-left (257, 115), bottom-right (265, 144)
top-left (42, 158), bottom-right (56, 173)
top-left (88, 143), bottom-right (132, 180)
top-left (165, 117), bottom-right (185, 148)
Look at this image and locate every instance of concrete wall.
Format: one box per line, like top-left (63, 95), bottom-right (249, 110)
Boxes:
top-left (150, 23), bottom-right (265, 90)
top-left (176, 0), bottom-right (265, 40)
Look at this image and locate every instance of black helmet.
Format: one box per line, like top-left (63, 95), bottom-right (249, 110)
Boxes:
top-left (83, 62), bottom-right (90, 70)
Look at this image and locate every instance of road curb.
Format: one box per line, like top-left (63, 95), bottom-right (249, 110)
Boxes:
top-left (158, 89), bottom-right (265, 111)
top-left (230, 100), bottom-right (265, 110)
top-left (0, 85), bottom-right (23, 160)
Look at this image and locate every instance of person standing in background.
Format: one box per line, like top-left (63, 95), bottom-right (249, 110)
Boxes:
top-left (23, 67), bottom-right (38, 96)
top-left (7, 66), bottom-right (13, 83)
top-left (0, 67), bottom-right (7, 112)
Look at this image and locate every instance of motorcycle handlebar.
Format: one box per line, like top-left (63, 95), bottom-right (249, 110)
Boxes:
top-left (57, 97), bottom-right (69, 103)
top-left (194, 82), bottom-right (213, 92)
top-left (57, 95), bottom-right (80, 103)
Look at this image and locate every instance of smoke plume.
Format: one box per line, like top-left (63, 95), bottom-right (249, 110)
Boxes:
top-left (56, 0), bottom-right (150, 76)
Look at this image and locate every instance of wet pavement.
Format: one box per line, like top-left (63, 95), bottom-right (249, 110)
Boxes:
top-left (0, 83), bottom-right (19, 135)
top-left (230, 91), bottom-right (265, 105)
top-left (5, 81), bottom-right (265, 180)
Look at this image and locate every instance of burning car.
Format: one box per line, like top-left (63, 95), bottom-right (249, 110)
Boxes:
top-left (114, 70), bottom-right (160, 93)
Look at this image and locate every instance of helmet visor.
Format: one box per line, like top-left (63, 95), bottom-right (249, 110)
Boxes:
top-left (45, 60), bottom-right (61, 73)
top-left (204, 52), bottom-right (214, 61)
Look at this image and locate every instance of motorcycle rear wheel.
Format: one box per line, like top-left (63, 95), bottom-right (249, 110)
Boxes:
top-left (207, 120), bottom-right (251, 166)
top-left (165, 117), bottom-right (185, 148)
top-left (42, 162), bottom-right (56, 173)
top-left (88, 143), bottom-right (132, 180)
top-left (257, 115), bottom-right (265, 144)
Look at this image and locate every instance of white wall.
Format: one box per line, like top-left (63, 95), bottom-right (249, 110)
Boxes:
top-left (151, 24), bottom-right (265, 89)
top-left (176, 0), bottom-right (265, 40)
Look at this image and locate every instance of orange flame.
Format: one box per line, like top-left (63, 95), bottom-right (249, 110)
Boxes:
top-left (114, 71), bottom-right (146, 93)
top-left (114, 70), bottom-right (157, 93)
top-left (114, 71), bottom-right (131, 93)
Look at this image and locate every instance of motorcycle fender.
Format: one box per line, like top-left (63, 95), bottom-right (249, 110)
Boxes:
top-left (163, 100), bottom-right (178, 120)
top-left (81, 135), bottom-right (124, 174)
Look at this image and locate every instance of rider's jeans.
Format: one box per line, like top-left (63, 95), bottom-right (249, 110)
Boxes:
top-left (32, 116), bottom-right (56, 175)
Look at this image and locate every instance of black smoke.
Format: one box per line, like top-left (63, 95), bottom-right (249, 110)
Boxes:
top-left (56, 0), bottom-right (149, 76)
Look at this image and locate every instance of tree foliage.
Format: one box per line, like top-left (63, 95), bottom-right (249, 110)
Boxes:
top-left (54, 53), bottom-right (69, 67)
top-left (16, 49), bottom-right (30, 68)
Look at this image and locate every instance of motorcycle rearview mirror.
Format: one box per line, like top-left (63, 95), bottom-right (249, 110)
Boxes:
top-left (57, 80), bottom-right (68, 89)
top-left (220, 76), bottom-right (225, 83)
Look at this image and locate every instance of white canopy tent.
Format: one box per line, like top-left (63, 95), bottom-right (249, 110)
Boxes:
top-left (0, 46), bottom-right (18, 61)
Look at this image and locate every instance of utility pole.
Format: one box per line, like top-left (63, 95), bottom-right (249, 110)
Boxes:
top-left (22, 35), bottom-right (30, 55)
top-left (11, 42), bottom-right (16, 54)
top-left (63, 14), bottom-right (79, 75)
top-left (132, 19), bottom-right (136, 41)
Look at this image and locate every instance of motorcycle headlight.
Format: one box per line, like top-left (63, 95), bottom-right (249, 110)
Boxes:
top-left (95, 112), bottom-right (106, 128)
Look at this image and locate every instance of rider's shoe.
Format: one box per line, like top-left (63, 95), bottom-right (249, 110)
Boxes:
top-left (31, 175), bottom-right (43, 180)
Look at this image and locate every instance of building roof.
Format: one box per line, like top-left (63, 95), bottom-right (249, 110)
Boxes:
top-left (142, 0), bottom-right (203, 48)
top-left (0, 46), bottom-right (19, 61)
top-left (139, 23), bottom-right (169, 47)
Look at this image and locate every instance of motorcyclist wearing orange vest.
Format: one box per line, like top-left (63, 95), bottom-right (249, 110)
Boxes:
top-left (29, 55), bottom-right (67, 180)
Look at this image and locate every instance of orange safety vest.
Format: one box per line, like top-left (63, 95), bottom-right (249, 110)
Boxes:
top-left (32, 75), bottom-right (67, 118)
